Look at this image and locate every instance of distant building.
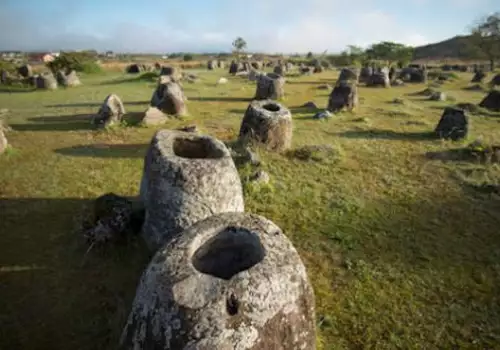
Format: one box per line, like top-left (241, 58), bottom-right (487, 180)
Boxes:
top-left (0, 51), bottom-right (23, 61)
top-left (27, 52), bottom-right (58, 63)
top-left (42, 53), bottom-right (55, 63)
top-left (105, 51), bottom-right (115, 58)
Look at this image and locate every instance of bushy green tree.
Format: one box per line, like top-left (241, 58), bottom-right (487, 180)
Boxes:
top-left (232, 37), bottom-right (247, 54)
top-left (365, 41), bottom-right (414, 66)
top-left (47, 51), bottom-right (102, 74)
top-left (468, 12), bottom-right (500, 71)
top-left (183, 54), bottom-right (194, 61)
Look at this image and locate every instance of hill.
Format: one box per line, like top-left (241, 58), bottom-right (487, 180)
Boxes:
top-left (413, 35), bottom-right (475, 61)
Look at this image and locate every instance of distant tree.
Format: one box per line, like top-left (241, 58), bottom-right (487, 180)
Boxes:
top-left (306, 51), bottom-right (314, 59)
top-left (365, 41), bottom-right (414, 66)
top-left (346, 45), bottom-right (366, 65)
top-left (232, 37), bottom-right (247, 56)
top-left (46, 51), bottom-right (102, 74)
top-left (467, 12), bottom-right (500, 71)
top-left (183, 54), bottom-right (194, 61)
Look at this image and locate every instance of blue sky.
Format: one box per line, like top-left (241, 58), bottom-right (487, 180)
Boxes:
top-left (0, 0), bottom-right (497, 53)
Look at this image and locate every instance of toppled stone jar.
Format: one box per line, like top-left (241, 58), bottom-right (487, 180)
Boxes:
top-left (120, 212), bottom-right (316, 350)
top-left (140, 130), bottom-right (244, 251)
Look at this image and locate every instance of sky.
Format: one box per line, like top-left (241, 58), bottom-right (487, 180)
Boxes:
top-left (0, 0), bottom-right (498, 54)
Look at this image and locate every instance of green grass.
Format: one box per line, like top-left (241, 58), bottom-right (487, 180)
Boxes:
top-left (2, 69), bottom-right (500, 349)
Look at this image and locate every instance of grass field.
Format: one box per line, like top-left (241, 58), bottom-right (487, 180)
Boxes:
top-left (1, 68), bottom-right (500, 349)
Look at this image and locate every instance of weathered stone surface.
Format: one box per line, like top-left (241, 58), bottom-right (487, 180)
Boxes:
top-left (313, 65), bottom-right (323, 73)
top-left (207, 60), bottom-right (216, 70)
top-left (157, 75), bottom-right (173, 85)
top-left (254, 75), bottom-right (285, 100)
top-left (35, 73), bottom-right (58, 90)
top-left (300, 66), bottom-right (313, 75)
top-left (471, 71), bottom-right (486, 83)
top-left (229, 61), bottom-right (240, 75)
top-left (92, 94), bottom-right (126, 128)
top-left (139, 130), bottom-right (244, 251)
top-left (435, 107), bottom-right (468, 141)
top-left (217, 60), bottom-right (226, 69)
top-left (338, 68), bottom-right (359, 83)
top-left (56, 70), bottom-right (81, 87)
top-left (429, 91), bottom-right (447, 101)
top-left (367, 72), bottom-right (390, 88)
top-left (242, 147), bottom-right (261, 166)
top-left (18, 64), bottom-right (33, 78)
top-left (160, 66), bottom-right (182, 82)
top-left (182, 72), bottom-right (198, 84)
top-left (327, 80), bottom-right (359, 112)
top-left (239, 100), bottom-right (292, 152)
top-left (266, 72), bottom-right (281, 80)
top-left (273, 65), bottom-right (285, 76)
top-left (399, 67), bottom-right (427, 83)
top-left (313, 110), bottom-right (332, 119)
top-left (0, 118), bottom-right (8, 154)
top-left (392, 79), bottom-right (404, 86)
top-left (0, 130), bottom-right (7, 154)
top-left (359, 67), bottom-right (373, 83)
top-left (489, 74), bottom-right (500, 87)
top-left (217, 77), bottom-right (228, 85)
top-left (65, 70), bottom-right (82, 86)
top-left (150, 81), bottom-right (187, 116)
top-left (142, 107), bottom-right (169, 126)
top-left (0, 70), bottom-right (10, 84)
top-left (251, 61), bottom-right (262, 70)
top-left (236, 71), bottom-right (249, 78)
top-left (83, 193), bottom-right (144, 245)
top-left (126, 64), bottom-right (141, 74)
top-left (479, 90), bottom-right (500, 111)
top-left (249, 170), bottom-right (270, 184)
top-left (248, 70), bottom-right (261, 82)
top-left (120, 212), bottom-right (316, 350)
top-left (241, 62), bottom-right (251, 72)
top-left (302, 101), bottom-right (318, 109)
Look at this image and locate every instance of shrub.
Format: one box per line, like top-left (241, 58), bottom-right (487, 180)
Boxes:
top-left (47, 52), bottom-right (102, 74)
top-left (183, 54), bottom-right (194, 61)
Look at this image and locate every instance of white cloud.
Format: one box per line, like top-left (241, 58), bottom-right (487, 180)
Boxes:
top-left (0, 1), bottom-right (442, 53)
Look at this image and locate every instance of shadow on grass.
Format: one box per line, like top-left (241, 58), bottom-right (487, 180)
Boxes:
top-left (11, 112), bottom-right (146, 132)
top-left (45, 102), bottom-right (101, 108)
top-left (228, 105), bottom-right (319, 116)
top-left (98, 73), bottom-right (159, 86)
top-left (428, 105), bottom-right (500, 117)
top-left (228, 108), bottom-right (247, 114)
top-left (287, 80), bottom-right (324, 85)
top-left (45, 101), bottom-right (149, 108)
top-left (0, 197), bottom-right (150, 350)
top-left (425, 149), bottom-right (472, 162)
top-left (0, 87), bottom-right (37, 93)
top-left (188, 96), bottom-right (252, 102)
top-left (334, 129), bottom-right (436, 141)
top-left (55, 143), bottom-right (148, 158)
top-left (124, 101), bottom-right (149, 106)
top-left (10, 114), bottom-right (94, 131)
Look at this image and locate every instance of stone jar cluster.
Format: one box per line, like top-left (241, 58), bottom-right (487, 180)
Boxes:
top-left (119, 127), bottom-right (315, 349)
